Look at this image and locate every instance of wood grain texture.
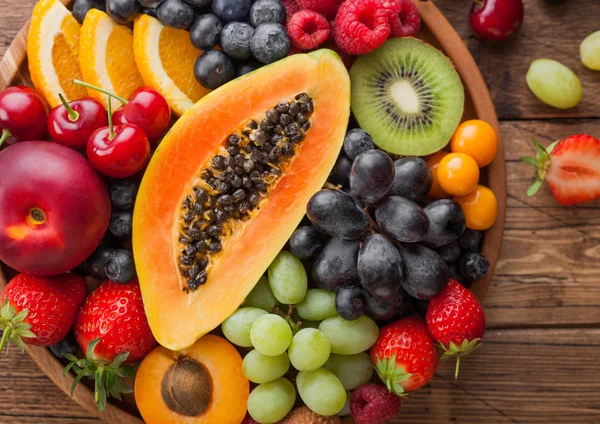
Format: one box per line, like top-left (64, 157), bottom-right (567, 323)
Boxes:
top-left (3, 329), bottom-right (599, 424)
top-left (1, 0), bottom-right (599, 422)
top-left (435, 0), bottom-right (600, 120)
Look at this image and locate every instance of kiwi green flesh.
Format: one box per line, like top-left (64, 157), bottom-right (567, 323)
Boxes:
top-left (350, 38), bottom-right (465, 156)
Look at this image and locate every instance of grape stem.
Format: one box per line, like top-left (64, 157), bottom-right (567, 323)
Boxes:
top-left (59, 93), bottom-right (80, 122)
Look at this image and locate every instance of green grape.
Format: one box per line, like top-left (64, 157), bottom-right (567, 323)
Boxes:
top-left (242, 349), bottom-right (290, 384)
top-left (288, 328), bottom-right (331, 372)
top-left (250, 314), bottom-right (293, 356)
top-left (268, 251), bottom-right (307, 304)
top-left (296, 289), bottom-right (337, 321)
top-left (526, 59), bottom-right (582, 109)
top-left (222, 307), bottom-right (267, 347)
top-left (323, 353), bottom-right (374, 390)
top-left (319, 315), bottom-right (379, 355)
top-left (243, 275), bottom-right (278, 312)
top-left (248, 378), bottom-right (296, 424)
top-left (297, 368), bottom-right (347, 416)
top-left (581, 31), bottom-right (600, 71)
top-left (338, 391), bottom-right (351, 417)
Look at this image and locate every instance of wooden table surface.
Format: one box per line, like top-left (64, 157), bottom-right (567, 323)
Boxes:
top-left (1, 0), bottom-right (599, 423)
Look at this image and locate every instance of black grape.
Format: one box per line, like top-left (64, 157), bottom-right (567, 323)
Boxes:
top-left (357, 234), bottom-right (403, 299)
top-left (312, 237), bottom-right (360, 292)
top-left (388, 157), bottom-right (433, 202)
top-left (349, 150), bottom-right (395, 204)
top-left (374, 197), bottom-right (430, 243)
top-left (400, 244), bottom-right (449, 299)
top-left (421, 199), bottom-right (466, 248)
top-left (307, 189), bottom-right (369, 240)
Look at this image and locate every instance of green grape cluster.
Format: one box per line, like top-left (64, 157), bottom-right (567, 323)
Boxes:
top-left (220, 250), bottom-right (380, 424)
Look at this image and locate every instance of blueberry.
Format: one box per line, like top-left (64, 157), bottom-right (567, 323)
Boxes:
top-left (105, 249), bottom-right (136, 283)
top-left (448, 263), bottom-right (470, 288)
top-left (328, 153), bottom-right (352, 186)
top-left (106, 0), bottom-right (140, 24)
top-left (85, 245), bottom-right (115, 279)
top-left (456, 253), bottom-right (489, 283)
top-left (343, 129), bottom-right (374, 160)
top-left (190, 14), bottom-right (223, 50)
top-left (110, 179), bottom-right (139, 210)
top-left (335, 286), bottom-right (366, 321)
top-left (289, 225), bottom-right (326, 260)
top-left (236, 58), bottom-right (262, 76)
top-left (436, 241), bottom-right (461, 263)
top-left (458, 229), bottom-right (484, 253)
top-left (109, 210), bottom-right (133, 239)
top-left (400, 244), bottom-right (449, 299)
top-left (212, 0), bottom-right (251, 22)
top-left (250, 23), bottom-right (290, 64)
top-left (182, 0), bottom-right (211, 6)
top-left (221, 22), bottom-right (255, 60)
top-left (421, 199), bottom-right (466, 248)
top-left (388, 157), bottom-right (433, 203)
top-left (365, 289), bottom-right (404, 322)
top-left (249, 0), bottom-right (286, 26)
top-left (194, 50), bottom-right (236, 89)
top-left (49, 333), bottom-right (79, 359)
top-left (72, 0), bottom-right (105, 24)
top-left (157, 0), bottom-right (195, 28)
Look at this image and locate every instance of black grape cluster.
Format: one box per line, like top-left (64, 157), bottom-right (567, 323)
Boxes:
top-left (289, 129), bottom-right (489, 322)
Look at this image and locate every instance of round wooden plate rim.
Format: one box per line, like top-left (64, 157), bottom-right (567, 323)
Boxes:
top-left (0, 1), bottom-right (505, 423)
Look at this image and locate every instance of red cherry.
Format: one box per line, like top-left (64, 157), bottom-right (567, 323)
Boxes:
top-left (87, 123), bottom-right (150, 179)
top-left (469, 0), bottom-right (524, 41)
top-left (113, 87), bottom-right (171, 143)
top-left (48, 95), bottom-right (108, 150)
top-left (0, 86), bottom-right (49, 146)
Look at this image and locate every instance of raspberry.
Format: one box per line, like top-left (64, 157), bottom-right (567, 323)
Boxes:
top-left (296, 0), bottom-right (343, 20)
top-left (334, 0), bottom-right (391, 55)
top-left (386, 0), bottom-right (421, 37)
top-left (288, 10), bottom-right (330, 50)
top-left (350, 384), bottom-right (402, 424)
top-left (325, 22), bottom-right (355, 69)
top-left (281, 0), bottom-right (300, 25)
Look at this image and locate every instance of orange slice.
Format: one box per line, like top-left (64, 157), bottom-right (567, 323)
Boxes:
top-left (79, 9), bottom-right (144, 108)
top-left (133, 14), bottom-right (211, 116)
top-left (27, 0), bottom-right (88, 107)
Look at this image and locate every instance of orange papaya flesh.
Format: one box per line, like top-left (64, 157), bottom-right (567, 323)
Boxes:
top-left (133, 50), bottom-right (350, 350)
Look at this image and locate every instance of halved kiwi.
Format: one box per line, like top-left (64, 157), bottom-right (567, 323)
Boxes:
top-left (349, 38), bottom-right (465, 156)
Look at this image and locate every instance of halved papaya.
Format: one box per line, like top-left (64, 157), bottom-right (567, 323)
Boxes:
top-left (133, 50), bottom-right (351, 350)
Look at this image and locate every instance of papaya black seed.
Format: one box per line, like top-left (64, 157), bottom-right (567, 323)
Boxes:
top-left (295, 92), bottom-right (309, 102)
top-left (227, 134), bottom-right (240, 145)
top-left (198, 258), bottom-right (209, 269)
top-left (260, 119), bottom-right (274, 132)
top-left (233, 189), bottom-right (246, 202)
top-left (224, 204), bottom-right (237, 215)
top-left (243, 159), bottom-right (255, 173)
top-left (261, 142), bottom-right (273, 153)
top-left (208, 242), bottom-right (221, 253)
top-left (247, 120), bottom-right (258, 130)
top-left (234, 166), bottom-right (245, 176)
top-left (301, 122), bottom-right (311, 132)
top-left (281, 142), bottom-right (294, 156)
top-left (242, 176), bottom-right (253, 188)
top-left (266, 109), bottom-right (279, 124)
top-left (238, 201), bottom-right (249, 214)
top-left (279, 113), bottom-right (291, 126)
top-left (291, 133), bottom-right (304, 143)
top-left (195, 241), bottom-right (208, 253)
top-left (207, 225), bottom-right (222, 237)
top-left (249, 193), bottom-right (260, 205)
top-left (217, 182), bottom-right (230, 194)
top-left (231, 175), bottom-right (242, 188)
top-left (212, 155), bottom-right (226, 170)
top-left (217, 195), bottom-right (234, 205)
top-left (289, 101), bottom-right (299, 116)
top-left (275, 102), bottom-right (289, 113)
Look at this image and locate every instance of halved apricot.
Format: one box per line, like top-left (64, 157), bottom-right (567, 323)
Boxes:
top-left (135, 334), bottom-right (249, 424)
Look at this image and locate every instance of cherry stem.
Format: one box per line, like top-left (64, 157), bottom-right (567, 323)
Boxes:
top-left (473, 0), bottom-right (484, 7)
top-left (72, 79), bottom-right (129, 105)
top-left (0, 129), bottom-right (10, 148)
top-left (59, 93), bottom-right (80, 122)
top-left (107, 95), bottom-right (116, 141)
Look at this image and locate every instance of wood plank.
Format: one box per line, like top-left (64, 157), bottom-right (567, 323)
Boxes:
top-left (485, 119), bottom-right (600, 327)
top-left (435, 0), bottom-right (600, 120)
top-left (3, 329), bottom-right (599, 424)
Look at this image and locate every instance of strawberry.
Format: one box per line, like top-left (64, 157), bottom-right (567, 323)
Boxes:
top-left (66, 279), bottom-right (156, 411)
top-left (522, 134), bottom-right (600, 205)
top-left (0, 273), bottom-right (86, 353)
top-left (426, 279), bottom-right (485, 378)
top-left (370, 316), bottom-right (438, 396)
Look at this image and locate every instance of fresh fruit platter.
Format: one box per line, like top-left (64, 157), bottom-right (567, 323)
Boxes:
top-left (0, 0), bottom-right (506, 423)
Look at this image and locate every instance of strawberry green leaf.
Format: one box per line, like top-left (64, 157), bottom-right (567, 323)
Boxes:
top-left (527, 180), bottom-right (543, 197)
top-left (520, 156), bottom-right (539, 167)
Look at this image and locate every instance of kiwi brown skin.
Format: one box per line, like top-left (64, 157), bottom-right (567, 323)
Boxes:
top-left (349, 38), bottom-right (465, 156)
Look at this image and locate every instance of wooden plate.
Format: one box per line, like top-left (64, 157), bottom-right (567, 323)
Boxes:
top-left (0, 1), bottom-right (506, 422)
